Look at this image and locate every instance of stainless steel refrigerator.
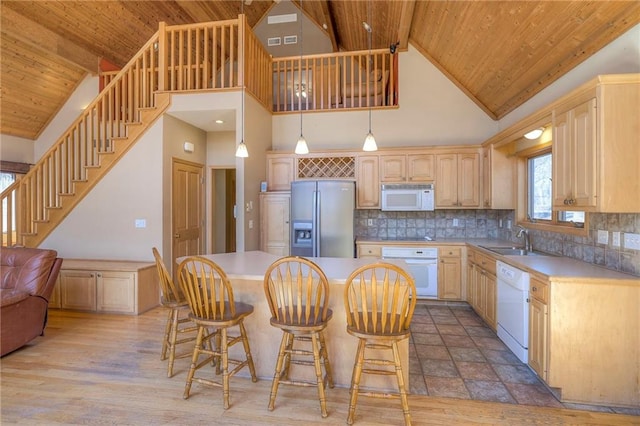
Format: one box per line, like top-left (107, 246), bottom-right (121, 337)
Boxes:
top-left (290, 180), bottom-right (355, 258)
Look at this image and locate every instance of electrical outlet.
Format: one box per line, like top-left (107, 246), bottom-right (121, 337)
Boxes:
top-left (612, 231), bottom-right (621, 247)
top-left (248, 219), bottom-right (254, 229)
top-left (499, 219), bottom-right (503, 228)
top-left (506, 220), bottom-right (512, 230)
top-left (624, 233), bottom-right (640, 250)
top-left (597, 230), bottom-right (608, 245)
top-left (453, 218), bottom-right (459, 227)
top-left (367, 219), bottom-right (373, 226)
top-left (134, 219), bottom-right (146, 228)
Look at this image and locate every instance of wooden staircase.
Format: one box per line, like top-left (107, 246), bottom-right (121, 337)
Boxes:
top-left (1, 16), bottom-right (274, 248)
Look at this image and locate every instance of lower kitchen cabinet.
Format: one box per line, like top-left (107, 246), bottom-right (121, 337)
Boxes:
top-left (260, 192), bottom-right (290, 256)
top-left (357, 243), bottom-right (382, 259)
top-left (527, 273), bottom-right (640, 407)
top-left (466, 248), bottom-right (497, 330)
top-left (528, 276), bottom-right (548, 380)
top-left (438, 246), bottom-right (463, 300)
top-left (53, 259), bottom-right (159, 315)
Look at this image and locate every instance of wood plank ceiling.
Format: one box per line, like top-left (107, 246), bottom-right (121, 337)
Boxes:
top-left (1, 0), bottom-right (639, 140)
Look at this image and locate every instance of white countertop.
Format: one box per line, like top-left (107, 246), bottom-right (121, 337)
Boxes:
top-left (178, 251), bottom-right (408, 283)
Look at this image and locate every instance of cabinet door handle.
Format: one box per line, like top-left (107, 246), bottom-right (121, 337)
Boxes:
top-left (174, 233), bottom-right (180, 238)
top-left (97, 273), bottom-right (102, 278)
top-left (532, 286), bottom-right (538, 291)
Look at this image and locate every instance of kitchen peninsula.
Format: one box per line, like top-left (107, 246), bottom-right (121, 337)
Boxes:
top-left (179, 251), bottom-right (410, 390)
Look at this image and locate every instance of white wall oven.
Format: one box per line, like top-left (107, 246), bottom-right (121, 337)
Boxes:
top-left (382, 246), bottom-right (438, 297)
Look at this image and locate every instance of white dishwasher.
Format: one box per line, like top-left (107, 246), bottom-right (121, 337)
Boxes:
top-left (496, 261), bottom-right (530, 363)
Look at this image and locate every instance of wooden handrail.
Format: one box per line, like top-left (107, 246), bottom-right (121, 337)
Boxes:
top-left (1, 15), bottom-right (395, 247)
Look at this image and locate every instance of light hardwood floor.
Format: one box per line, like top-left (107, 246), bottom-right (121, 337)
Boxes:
top-left (1, 308), bottom-right (637, 425)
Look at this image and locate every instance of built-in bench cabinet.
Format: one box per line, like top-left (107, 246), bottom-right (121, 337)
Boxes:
top-left (48, 259), bottom-right (159, 315)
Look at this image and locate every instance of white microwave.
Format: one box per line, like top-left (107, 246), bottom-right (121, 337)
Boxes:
top-left (381, 183), bottom-right (435, 211)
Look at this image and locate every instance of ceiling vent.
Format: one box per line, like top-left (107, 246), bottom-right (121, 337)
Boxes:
top-left (268, 37), bottom-right (282, 46)
top-left (267, 13), bottom-right (297, 24)
top-left (283, 35), bottom-right (298, 45)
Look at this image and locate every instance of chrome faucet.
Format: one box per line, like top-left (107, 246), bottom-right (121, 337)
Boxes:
top-left (516, 225), bottom-right (532, 252)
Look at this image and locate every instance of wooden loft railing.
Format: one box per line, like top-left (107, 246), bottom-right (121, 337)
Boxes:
top-left (1, 14), bottom-right (397, 247)
top-left (272, 48), bottom-right (398, 113)
top-left (1, 15), bottom-right (271, 247)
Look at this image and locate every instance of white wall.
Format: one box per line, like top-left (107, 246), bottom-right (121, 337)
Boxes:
top-left (0, 134), bottom-right (34, 164)
top-left (35, 75), bottom-right (99, 159)
top-left (41, 119), bottom-right (164, 261)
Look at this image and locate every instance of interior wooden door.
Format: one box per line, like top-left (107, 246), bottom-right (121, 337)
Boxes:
top-left (172, 159), bottom-right (204, 271)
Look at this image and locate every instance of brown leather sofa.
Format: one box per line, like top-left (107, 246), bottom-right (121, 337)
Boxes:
top-left (1, 247), bottom-right (62, 356)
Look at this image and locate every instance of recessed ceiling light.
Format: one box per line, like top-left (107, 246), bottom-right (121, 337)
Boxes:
top-left (215, 119), bottom-right (224, 124)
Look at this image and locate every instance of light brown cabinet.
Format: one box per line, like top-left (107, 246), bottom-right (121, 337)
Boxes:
top-left (525, 270), bottom-right (640, 407)
top-left (438, 246), bottom-right (463, 300)
top-left (482, 145), bottom-right (515, 209)
top-left (356, 155), bottom-right (380, 208)
top-left (552, 98), bottom-right (597, 209)
top-left (528, 275), bottom-right (549, 380)
top-left (551, 76), bottom-right (640, 212)
top-left (380, 154), bottom-right (435, 183)
top-left (466, 248), bottom-right (496, 330)
top-left (266, 155), bottom-right (294, 191)
top-left (356, 243), bottom-right (382, 258)
top-left (260, 192), bottom-right (290, 256)
top-left (435, 152), bottom-right (480, 208)
top-left (53, 260), bottom-right (159, 315)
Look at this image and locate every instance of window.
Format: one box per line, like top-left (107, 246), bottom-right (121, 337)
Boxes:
top-left (525, 150), bottom-right (586, 229)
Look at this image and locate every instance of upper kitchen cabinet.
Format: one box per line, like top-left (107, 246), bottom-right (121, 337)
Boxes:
top-left (435, 151), bottom-right (480, 208)
top-left (482, 145), bottom-right (515, 209)
top-left (380, 153), bottom-right (435, 183)
top-left (551, 75), bottom-right (640, 212)
top-left (266, 154), bottom-right (294, 191)
top-left (356, 155), bottom-right (380, 208)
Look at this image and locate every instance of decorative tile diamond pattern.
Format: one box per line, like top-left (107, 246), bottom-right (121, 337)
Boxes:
top-left (297, 156), bottom-right (355, 179)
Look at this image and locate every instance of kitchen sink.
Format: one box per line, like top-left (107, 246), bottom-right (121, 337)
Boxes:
top-left (479, 246), bottom-right (550, 256)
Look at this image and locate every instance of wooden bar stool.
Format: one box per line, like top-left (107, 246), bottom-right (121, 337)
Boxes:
top-left (343, 262), bottom-right (417, 425)
top-left (152, 247), bottom-right (197, 378)
top-left (177, 256), bottom-right (257, 409)
top-left (263, 256), bottom-right (334, 418)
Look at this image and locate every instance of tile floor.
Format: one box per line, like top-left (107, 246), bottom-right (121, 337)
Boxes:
top-left (408, 302), bottom-right (640, 416)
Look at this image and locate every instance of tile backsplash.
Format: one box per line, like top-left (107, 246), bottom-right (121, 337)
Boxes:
top-left (355, 210), bottom-right (640, 277)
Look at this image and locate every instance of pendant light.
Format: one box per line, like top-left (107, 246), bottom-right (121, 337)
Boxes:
top-left (294, 0), bottom-right (309, 155)
top-left (236, 1), bottom-right (249, 158)
top-left (362, 0), bottom-right (377, 152)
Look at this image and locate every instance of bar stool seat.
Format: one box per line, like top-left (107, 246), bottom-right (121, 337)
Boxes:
top-left (177, 256), bottom-right (257, 409)
top-left (263, 256), bottom-right (334, 418)
top-left (344, 262), bottom-right (417, 425)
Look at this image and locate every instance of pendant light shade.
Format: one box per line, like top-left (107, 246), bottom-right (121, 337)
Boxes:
top-left (362, 0), bottom-right (377, 152)
top-left (295, 135), bottom-right (309, 154)
top-left (235, 140), bottom-right (249, 157)
top-left (363, 131), bottom-right (377, 151)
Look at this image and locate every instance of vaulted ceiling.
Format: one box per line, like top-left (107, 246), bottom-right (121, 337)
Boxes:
top-left (1, 0), bottom-right (639, 140)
